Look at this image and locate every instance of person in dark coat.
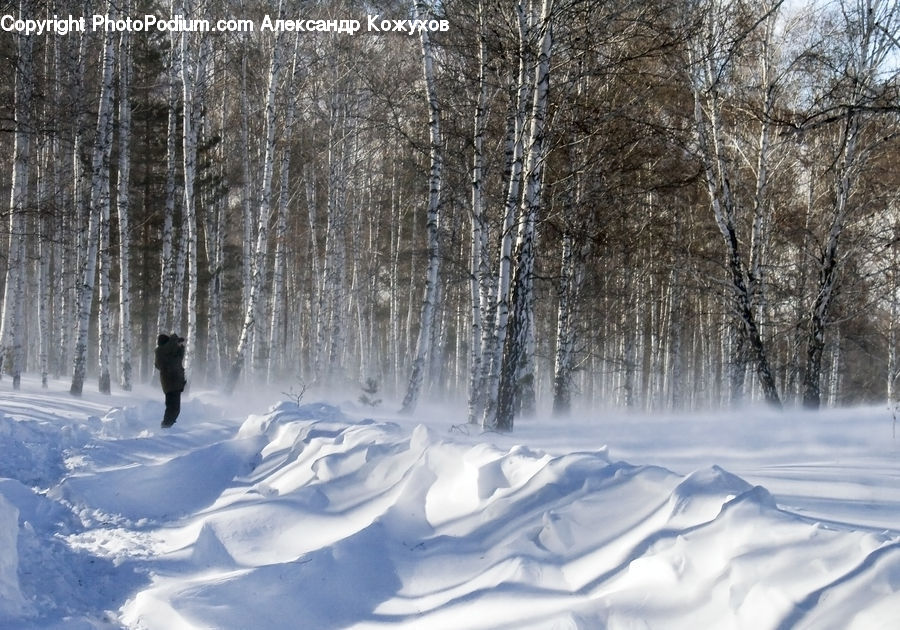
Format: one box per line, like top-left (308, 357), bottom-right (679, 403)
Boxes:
top-left (155, 333), bottom-right (186, 428)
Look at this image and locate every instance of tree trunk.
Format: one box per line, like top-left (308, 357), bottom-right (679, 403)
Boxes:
top-left (400, 0), bottom-right (444, 414)
top-left (322, 78), bottom-right (349, 381)
top-left (689, 38), bottom-right (781, 408)
top-left (467, 0), bottom-right (490, 424)
top-left (803, 109), bottom-right (859, 408)
top-left (180, 13), bottom-right (208, 384)
top-left (226, 23), bottom-right (285, 391)
top-left (553, 231), bottom-right (576, 416)
top-left (482, 2), bottom-right (532, 427)
top-left (240, 47), bottom-right (255, 324)
top-left (37, 146), bottom-right (51, 387)
top-left (0, 7), bottom-right (33, 390)
top-left (157, 19), bottom-right (180, 337)
top-left (98, 153), bottom-right (112, 394)
top-left (268, 37), bottom-right (300, 382)
top-left (71, 7), bottom-right (116, 396)
top-left (801, 0), bottom-right (891, 407)
top-left (494, 0), bottom-right (553, 431)
top-left (205, 60), bottom-right (227, 383)
top-left (116, 25), bottom-right (134, 391)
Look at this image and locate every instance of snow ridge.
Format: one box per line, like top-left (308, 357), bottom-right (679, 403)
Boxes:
top-left (1, 388), bottom-right (899, 629)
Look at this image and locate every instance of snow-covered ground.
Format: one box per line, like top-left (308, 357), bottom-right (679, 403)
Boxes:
top-left (1, 376), bottom-right (898, 629)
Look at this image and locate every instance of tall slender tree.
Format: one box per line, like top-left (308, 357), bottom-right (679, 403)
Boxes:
top-left (493, 0), bottom-right (554, 431)
top-left (401, 0), bottom-right (446, 414)
top-left (227, 15), bottom-right (287, 391)
top-left (117, 22), bottom-right (135, 391)
top-left (0, 0), bottom-right (34, 390)
top-left (801, 0), bottom-right (900, 408)
top-left (685, 0), bottom-right (781, 407)
top-left (71, 0), bottom-right (117, 396)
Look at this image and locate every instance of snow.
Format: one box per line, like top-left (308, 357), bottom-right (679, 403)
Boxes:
top-left (1, 376), bottom-right (899, 629)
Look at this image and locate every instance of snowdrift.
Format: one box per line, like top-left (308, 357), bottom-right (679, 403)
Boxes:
top-left (0, 382), bottom-right (899, 629)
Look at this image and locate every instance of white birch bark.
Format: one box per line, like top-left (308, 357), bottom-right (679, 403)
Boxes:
top-left (305, 162), bottom-right (325, 379)
top-left (227, 23), bottom-right (285, 391)
top-left (71, 6), bottom-right (116, 395)
top-left (180, 5), bottom-right (209, 383)
top-left (552, 230), bottom-right (576, 415)
top-left (204, 55), bottom-right (227, 382)
top-left (350, 180), bottom-right (370, 380)
top-left (687, 1), bottom-right (781, 407)
top-left (116, 25), bottom-right (134, 391)
top-left (51, 138), bottom-right (63, 382)
top-left (363, 185), bottom-right (381, 383)
top-left (98, 151), bottom-right (112, 393)
top-left (669, 219), bottom-right (685, 409)
top-left (34, 48), bottom-right (52, 386)
top-left (0, 8), bottom-right (32, 390)
top-left (157, 24), bottom-right (180, 336)
top-left (481, 2), bottom-right (532, 426)
top-left (325, 82), bottom-right (353, 380)
top-left (552, 221), bottom-right (589, 415)
top-left (389, 177), bottom-right (402, 393)
top-left (494, 0), bottom-right (553, 431)
top-left (467, 0), bottom-right (490, 424)
top-left (240, 48), bottom-right (255, 322)
top-left (888, 229), bottom-right (900, 406)
top-left (268, 36), bottom-right (300, 382)
top-left (802, 0), bottom-right (898, 407)
top-left (64, 9), bottom-right (88, 378)
top-left (37, 148), bottom-right (51, 387)
top-left (316, 70), bottom-right (350, 383)
top-left (827, 330), bottom-right (841, 407)
top-left (400, 0), bottom-right (444, 414)
top-left (621, 250), bottom-right (637, 408)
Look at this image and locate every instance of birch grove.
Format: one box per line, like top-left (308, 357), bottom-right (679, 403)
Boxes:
top-left (0, 0), bottom-right (898, 428)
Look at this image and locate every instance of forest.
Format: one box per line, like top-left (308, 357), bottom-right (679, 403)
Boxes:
top-left (1, 0), bottom-right (899, 431)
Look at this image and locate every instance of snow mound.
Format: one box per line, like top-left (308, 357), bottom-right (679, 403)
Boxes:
top-left (123, 405), bottom-right (900, 629)
top-left (1, 382), bottom-right (899, 629)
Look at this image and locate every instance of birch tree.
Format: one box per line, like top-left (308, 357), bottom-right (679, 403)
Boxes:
top-left (240, 45), bottom-right (255, 326)
top-left (98, 134), bottom-right (112, 393)
top-left (467, 0), bottom-right (492, 424)
top-left (800, 0), bottom-right (900, 408)
top-left (887, 209), bottom-right (900, 408)
top-left (0, 0), bottom-right (33, 390)
top-left (552, 173), bottom-right (591, 416)
top-left (205, 55), bottom-right (228, 383)
top-left (37, 159), bottom-right (51, 387)
top-left (116, 23), bottom-right (134, 391)
top-left (481, 1), bottom-right (534, 427)
top-left (71, 2), bottom-right (117, 396)
top-left (268, 36), bottom-right (302, 382)
top-left (156, 21), bottom-right (180, 336)
top-left (63, 2), bottom-right (90, 382)
top-left (685, 0), bottom-right (782, 407)
top-left (179, 0), bottom-right (211, 382)
top-left (400, 0), bottom-right (445, 414)
top-left (491, 0), bottom-right (554, 431)
top-left (226, 22), bottom-right (287, 392)
top-left (314, 54), bottom-right (353, 383)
